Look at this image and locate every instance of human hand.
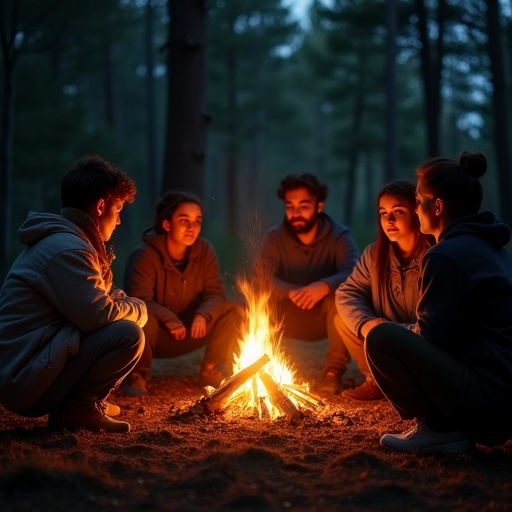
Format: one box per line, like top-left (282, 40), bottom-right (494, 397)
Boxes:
top-left (111, 288), bottom-right (127, 299)
top-left (190, 315), bottom-right (207, 339)
top-left (289, 281), bottom-right (330, 310)
top-left (170, 326), bottom-right (187, 340)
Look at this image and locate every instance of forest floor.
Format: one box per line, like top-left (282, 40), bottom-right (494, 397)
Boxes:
top-left (1, 339), bottom-right (512, 512)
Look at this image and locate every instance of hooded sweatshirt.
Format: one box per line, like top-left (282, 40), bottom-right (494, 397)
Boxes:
top-left (256, 212), bottom-right (359, 298)
top-left (0, 212), bottom-right (147, 413)
top-left (415, 210), bottom-right (512, 397)
top-left (124, 229), bottom-right (227, 331)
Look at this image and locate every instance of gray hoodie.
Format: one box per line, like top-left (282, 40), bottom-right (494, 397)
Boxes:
top-left (0, 212), bottom-right (147, 413)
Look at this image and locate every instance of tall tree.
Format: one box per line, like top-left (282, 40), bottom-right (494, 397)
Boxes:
top-left (207, 0), bottom-right (298, 234)
top-left (486, 0), bottom-right (512, 228)
top-left (385, 0), bottom-right (399, 182)
top-left (162, 0), bottom-right (208, 197)
top-left (414, 0), bottom-right (447, 158)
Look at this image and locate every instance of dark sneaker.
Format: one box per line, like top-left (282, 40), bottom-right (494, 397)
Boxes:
top-left (380, 419), bottom-right (474, 454)
top-left (198, 365), bottom-right (228, 388)
top-left (120, 371), bottom-right (148, 396)
top-left (342, 378), bottom-right (384, 402)
top-left (315, 367), bottom-right (344, 394)
top-left (48, 402), bottom-right (130, 433)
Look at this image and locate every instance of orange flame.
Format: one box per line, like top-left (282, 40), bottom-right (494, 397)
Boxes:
top-left (232, 277), bottom-right (302, 419)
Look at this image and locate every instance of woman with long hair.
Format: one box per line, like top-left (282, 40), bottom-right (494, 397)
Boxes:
top-left (335, 179), bottom-right (432, 401)
top-left (367, 151), bottom-right (512, 453)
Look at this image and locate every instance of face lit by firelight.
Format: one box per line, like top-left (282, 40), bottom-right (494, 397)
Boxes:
top-left (163, 202), bottom-right (203, 248)
top-left (284, 187), bottom-right (323, 234)
top-left (415, 178), bottom-right (442, 240)
top-left (97, 199), bottom-right (124, 242)
top-left (379, 194), bottom-right (417, 246)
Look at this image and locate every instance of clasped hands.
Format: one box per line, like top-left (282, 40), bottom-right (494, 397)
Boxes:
top-left (288, 281), bottom-right (330, 310)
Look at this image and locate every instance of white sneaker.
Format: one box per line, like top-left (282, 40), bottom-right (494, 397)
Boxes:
top-left (380, 419), bottom-right (474, 454)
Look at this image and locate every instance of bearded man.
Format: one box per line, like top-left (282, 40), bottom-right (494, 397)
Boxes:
top-left (254, 174), bottom-right (359, 394)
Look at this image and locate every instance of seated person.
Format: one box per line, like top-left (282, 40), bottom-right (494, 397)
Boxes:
top-left (367, 151), bottom-right (512, 453)
top-left (0, 155), bottom-right (147, 433)
top-left (254, 173), bottom-right (359, 394)
top-left (335, 179), bottom-right (432, 401)
top-left (122, 191), bottom-right (241, 395)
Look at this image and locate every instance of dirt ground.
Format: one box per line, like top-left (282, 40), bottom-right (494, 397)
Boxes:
top-left (1, 339), bottom-right (512, 512)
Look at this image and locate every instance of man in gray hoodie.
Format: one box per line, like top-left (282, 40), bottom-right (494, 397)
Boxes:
top-left (0, 155), bottom-right (147, 433)
top-left (255, 174), bottom-right (359, 394)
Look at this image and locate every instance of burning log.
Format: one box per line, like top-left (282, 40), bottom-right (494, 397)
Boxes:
top-left (258, 372), bottom-right (303, 421)
top-left (281, 384), bottom-right (326, 410)
top-left (202, 354), bottom-right (270, 413)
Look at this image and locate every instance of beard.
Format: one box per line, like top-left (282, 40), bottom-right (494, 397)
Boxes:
top-left (286, 211), bottom-right (319, 234)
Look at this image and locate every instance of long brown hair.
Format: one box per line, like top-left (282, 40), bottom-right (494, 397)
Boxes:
top-left (374, 180), bottom-right (426, 291)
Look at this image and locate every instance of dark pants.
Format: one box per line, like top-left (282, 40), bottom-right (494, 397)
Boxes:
top-left (22, 320), bottom-right (144, 417)
top-left (277, 295), bottom-right (350, 371)
top-left (366, 322), bottom-right (512, 445)
top-left (136, 301), bottom-right (241, 374)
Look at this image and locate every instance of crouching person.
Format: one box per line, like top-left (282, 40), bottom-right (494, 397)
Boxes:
top-left (121, 191), bottom-right (241, 396)
top-left (0, 155), bottom-right (147, 433)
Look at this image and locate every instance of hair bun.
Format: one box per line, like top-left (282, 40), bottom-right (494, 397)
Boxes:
top-left (460, 151), bottom-right (487, 178)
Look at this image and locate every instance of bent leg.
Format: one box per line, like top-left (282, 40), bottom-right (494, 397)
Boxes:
top-left (25, 320), bottom-right (144, 416)
top-left (365, 322), bottom-right (480, 424)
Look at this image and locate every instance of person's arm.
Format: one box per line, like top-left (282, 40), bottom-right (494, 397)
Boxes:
top-left (194, 241), bottom-right (227, 323)
top-left (124, 245), bottom-right (182, 330)
top-left (335, 245), bottom-right (385, 337)
top-left (40, 246), bottom-right (147, 331)
top-left (320, 228), bottom-right (360, 291)
top-left (415, 251), bottom-right (472, 346)
top-left (254, 230), bottom-right (297, 298)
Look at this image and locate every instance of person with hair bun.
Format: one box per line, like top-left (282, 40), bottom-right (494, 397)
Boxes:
top-left (122, 191), bottom-right (241, 395)
top-left (366, 151), bottom-right (512, 453)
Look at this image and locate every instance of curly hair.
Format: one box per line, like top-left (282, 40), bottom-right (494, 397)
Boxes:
top-left (277, 173), bottom-right (328, 202)
top-left (61, 155), bottom-right (137, 210)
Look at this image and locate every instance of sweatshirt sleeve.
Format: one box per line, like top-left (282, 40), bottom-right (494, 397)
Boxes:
top-left (335, 245), bottom-right (377, 337)
top-left (193, 242), bottom-right (227, 322)
top-left (39, 248), bottom-right (147, 332)
top-left (124, 245), bottom-right (183, 328)
top-left (415, 252), bottom-right (472, 347)
top-left (321, 228), bottom-right (360, 292)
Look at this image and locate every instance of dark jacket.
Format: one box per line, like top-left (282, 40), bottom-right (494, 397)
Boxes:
top-left (256, 212), bottom-right (359, 298)
top-left (415, 211), bottom-right (512, 399)
top-left (0, 212), bottom-right (147, 412)
top-left (124, 229), bottom-right (227, 331)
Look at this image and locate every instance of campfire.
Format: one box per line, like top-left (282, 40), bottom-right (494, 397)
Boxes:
top-left (201, 278), bottom-right (326, 421)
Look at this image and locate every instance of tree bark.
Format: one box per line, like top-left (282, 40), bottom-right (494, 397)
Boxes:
top-left (486, 0), bottom-right (512, 228)
top-left (385, 0), bottom-right (398, 182)
top-left (414, 0), bottom-right (446, 157)
top-left (162, 0), bottom-right (208, 197)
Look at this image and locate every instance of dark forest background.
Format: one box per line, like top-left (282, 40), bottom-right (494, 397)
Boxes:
top-left (1, 0), bottom-right (511, 286)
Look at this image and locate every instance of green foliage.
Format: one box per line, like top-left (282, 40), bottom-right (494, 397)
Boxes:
top-left (2, 0), bottom-right (512, 273)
